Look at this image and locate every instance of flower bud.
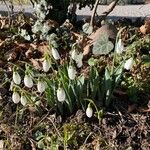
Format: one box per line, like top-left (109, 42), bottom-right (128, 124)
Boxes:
top-left (86, 106), bottom-right (93, 118)
top-left (57, 87), bottom-right (66, 102)
top-left (43, 59), bottom-right (50, 72)
top-left (51, 48), bottom-right (60, 60)
top-left (76, 52), bottom-right (83, 68)
top-left (116, 39), bottom-right (124, 54)
top-left (21, 95), bottom-right (27, 106)
top-left (37, 80), bottom-right (46, 93)
top-left (124, 58), bottom-right (133, 70)
top-left (24, 75), bottom-right (33, 88)
top-left (77, 60), bottom-right (83, 68)
top-left (71, 49), bottom-right (77, 60)
top-left (68, 66), bottom-right (77, 80)
top-left (12, 92), bottom-right (20, 104)
top-left (13, 72), bottom-right (21, 85)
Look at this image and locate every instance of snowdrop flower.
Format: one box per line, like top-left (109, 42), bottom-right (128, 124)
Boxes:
top-left (71, 50), bottom-right (83, 68)
top-left (21, 95), bottom-right (27, 106)
top-left (116, 39), bottom-right (124, 54)
top-left (51, 47), bottom-right (60, 60)
top-left (68, 66), bottom-right (77, 80)
top-left (37, 80), bottom-right (46, 93)
top-left (71, 49), bottom-right (78, 60)
top-left (43, 23), bottom-right (50, 34)
top-left (24, 74), bottom-right (33, 88)
top-left (12, 92), bottom-right (20, 104)
top-left (76, 52), bottom-right (83, 68)
top-left (43, 59), bottom-right (50, 72)
top-left (124, 58), bottom-right (133, 70)
top-left (13, 71), bottom-right (21, 85)
top-left (57, 87), bottom-right (66, 102)
top-left (86, 106), bottom-right (93, 118)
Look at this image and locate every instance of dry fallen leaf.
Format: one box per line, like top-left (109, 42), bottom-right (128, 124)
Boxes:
top-left (0, 16), bottom-right (9, 29)
top-left (140, 19), bottom-right (150, 34)
top-left (25, 48), bottom-right (33, 59)
top-left (83, 44), bottom-right (91, 56)
top-left (89, 24), bottom-right (117, 43)
top-left (30, 58), bottom-right (42, 70)
top-left (38, 42), bottom-right (49, 54)
top-left (140, 25), bottom-right (147, 34)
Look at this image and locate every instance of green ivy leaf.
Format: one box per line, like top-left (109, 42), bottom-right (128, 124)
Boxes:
top-left (82, 23), bottom-right (93, 35)
top-left (92, 33), bottom-right (114, 55)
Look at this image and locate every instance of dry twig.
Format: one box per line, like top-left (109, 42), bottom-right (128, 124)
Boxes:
top-left (100, 0), bottom-right (120, 20)
top-left (90, 0), bottom-right (120, 27)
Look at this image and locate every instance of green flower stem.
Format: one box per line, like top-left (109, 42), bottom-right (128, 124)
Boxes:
top-left (111, 53), bottom-right (116, 75)
top-left (8, 62), bottom-right (24, 72)
top-left (111, 27), bottom-right (126, 74)
top-left (13, 85), bottom-right (35, 103)
top-left (85, 98), bottom-right (103, 123)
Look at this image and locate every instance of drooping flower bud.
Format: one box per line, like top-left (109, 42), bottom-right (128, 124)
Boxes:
top-left (43, 59), bottom-right (50, 72)
top-left (20, 95), bottom-right (27, 106)
top-left (124, 58), bottom-right (133, 70)
top-left (12, 92), bottom-right (20, 104)
top-left (57, 87), bottom-right (66, 102)
top-left (13, 72), bottom-right (21, 85)
top-left (86, 105), bottom-right (93, 118)
top-left (37, 80), bottom-right (46, 93)
top-left (51, 47), bottom-right (60, 60)
top-left (116, 39), bottom-right (124, 54)
top-left (68, 66), bottom-right (77, 80)
top-left (24, 74), bottom-right (33, 88)
top-left (71, 49), bottom-right (78, 60)
top-left (76, 60), bottom-right (83, 68)
top-left (76, 52), bottom-right (83, 68)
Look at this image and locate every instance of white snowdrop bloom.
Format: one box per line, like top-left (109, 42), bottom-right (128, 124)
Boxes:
top-left (71, 49), bottom-right (78, 60)
top-left (43, 23), bottom-right (50, 34)
top-left (13, 72), bottom-right (21, 85)
top-left (116, 39), bottom-right (124, 54)
top-left (20, 95), bottom-right (27, 106)
top-left (24, 75), bottom-right (33, 88)
top-left (76, 60), bottom-right (83, 68)
top-left (86, 106), bottom-right (93, 118)
top-left (68, 66), bottom-right (77, 80)
top-left (51, 47), bottom-right (60, 60)
top-left (57, 87), bottom-right (66, 102)
top-left (12, 92), bottom-right (20, 104)
top-left (37, 80), bottom-right (46, 93)
top-left (43, 59), bottom-right (50, 72)
top-left (124, 58), bottom-right (134, 70)
top-left (76, 52), bottom-right (83, 68)
top-left (71, 50), bottom-right (83, 68)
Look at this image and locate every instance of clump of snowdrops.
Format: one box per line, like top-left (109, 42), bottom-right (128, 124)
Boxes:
top-left (10, 29), bottom-right (134, 120)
